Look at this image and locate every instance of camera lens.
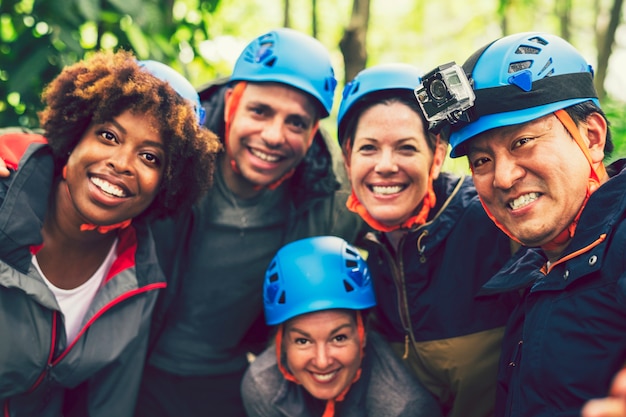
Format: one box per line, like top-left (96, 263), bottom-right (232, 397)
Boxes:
top-left (429, 79), bottom-right (448, 101)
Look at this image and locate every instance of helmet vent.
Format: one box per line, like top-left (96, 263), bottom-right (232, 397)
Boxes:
top-left (508, 60), bottom-right (532, 73)
top-left (346, 259), bottom-right (357, 269)
top-left (343, 280), bottom-right (355, 292)
top-left (264, 56), bottom-right (277, 67)
top-left (268, 272), bottom-right (278, 283)
top-left (324, 78), bottom-right (335, 91)
top-left (538, 58), bottom-right (554, 77)
top-left (344, 81), bottom-right (359, 99)
top-left (515, 45), bottom-right (541, 55)
top-left (278, 291), bottom-right (286, 304)
top-left (528, 36), bottom-right (548, 46)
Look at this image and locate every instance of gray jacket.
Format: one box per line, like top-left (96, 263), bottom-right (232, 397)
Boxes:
top-left (0, 137), bottom-right (166, 417)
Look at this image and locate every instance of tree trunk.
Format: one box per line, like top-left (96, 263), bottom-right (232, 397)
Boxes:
top-left (556, 0), bottom-right (572, 40)
top-left (339, 0), bottom-right (370, 83)
top-left (312, 0), bottom-right (318, 37)
top-left (283, 0), bottom-right (290, 28)
top-left (595, 0), bottom-right (623, 100)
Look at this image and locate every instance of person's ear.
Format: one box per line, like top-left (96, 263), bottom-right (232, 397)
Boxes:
top-left (582, 112), bottom-right (608, 165)
top-left (342, 139), bottom-right (352, 183)
top-left (430, 139), bottom-right (448, 180)
top-left (306, 121), bottom-right (319, 149)
top-left (223, 88), bottom-right (233, 123)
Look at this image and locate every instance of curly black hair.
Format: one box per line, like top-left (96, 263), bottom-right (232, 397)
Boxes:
top-left (38, 49), bottom-right (222, 219)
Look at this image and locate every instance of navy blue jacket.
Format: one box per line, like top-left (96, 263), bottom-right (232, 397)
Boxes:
top-left (360, 173), bottom-right (519, 343)
top-left (481, 159), bottom-right (626, 417)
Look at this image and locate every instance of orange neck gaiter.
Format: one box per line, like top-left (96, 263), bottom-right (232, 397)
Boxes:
top-left (346, 186), bottom-right (435, 233)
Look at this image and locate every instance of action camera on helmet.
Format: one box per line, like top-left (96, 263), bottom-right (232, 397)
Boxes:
top-left (414, 62), bottom-right (475, 132)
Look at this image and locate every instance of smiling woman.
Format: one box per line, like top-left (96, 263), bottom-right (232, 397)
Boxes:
top-left (0, 50), bottom-right (221, 417)
top-left (336, 63), bottom-right (519, 417)
top-left (241, 236), bottom-right (442, 417)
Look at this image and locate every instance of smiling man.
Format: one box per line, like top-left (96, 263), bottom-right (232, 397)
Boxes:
top-left (423, 32), bottom-right (626, 417)
top-left (135, 28), bottom-right (363, 417)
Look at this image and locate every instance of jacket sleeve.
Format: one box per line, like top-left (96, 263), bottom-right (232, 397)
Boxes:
top-left (241, 372), bottom-right (283, 417)
top-left (330, 187), bottom-right (368, 244)
top-left (241, 346), bottom-right (285, 417)
top-left (241, 371), bottom-right (285, 417)
top-left (0, 128), bottom-right (47, 170)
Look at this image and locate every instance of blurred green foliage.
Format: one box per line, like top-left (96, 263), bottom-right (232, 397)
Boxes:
top-left (0, 0), bottom-right (220, 127)
top-left (603, 98), bottom-right (626, 164)
top-left (0, 0), bottom-right (624, 162)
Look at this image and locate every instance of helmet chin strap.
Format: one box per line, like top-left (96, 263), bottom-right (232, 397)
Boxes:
top-left (223, 82), bottom-right (319, 192)
top-left (541, 110), bottom-right (604, 251)
top-left (224, 82), bottom-right (247, 178)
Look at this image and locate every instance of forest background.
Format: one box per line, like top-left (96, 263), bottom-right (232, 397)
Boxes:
top-left (1, 0), bottom-right (625, 173)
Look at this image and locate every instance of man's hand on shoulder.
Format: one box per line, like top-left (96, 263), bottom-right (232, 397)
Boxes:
top-left (0, 158), bottom-right (9, 177)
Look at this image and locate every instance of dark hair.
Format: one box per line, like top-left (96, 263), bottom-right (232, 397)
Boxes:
top-left (564, 100), bottom-right (613, 158)
top-left (38, 49), bottom-right (222, 219)
top-left (339, 89), bottom-right (440, 157)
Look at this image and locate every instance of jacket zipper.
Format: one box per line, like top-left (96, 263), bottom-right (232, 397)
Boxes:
top-left (377, 234), bottom-right (417, 359)
top-left (364, 177), bottom-right (465, 359)
top-left (505, 339), bottom-right (523, 417)
top-left (3, 311), bottom-right (59, 417)
top-left (27, 310), bottom-right (59, 393)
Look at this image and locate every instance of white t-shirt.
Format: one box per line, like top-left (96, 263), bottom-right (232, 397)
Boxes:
top-left (33, 239), bottom-right (118, 342)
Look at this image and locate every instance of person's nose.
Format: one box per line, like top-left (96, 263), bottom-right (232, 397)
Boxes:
top-left (493, 154), bottom-right (524, 190)
top-left (312, 344), bottom-right (333, 369)
top-left (261, 117), bottom-right (285, 149)
top-left (375, 148), bottom-right (398, 174)
top-left (106, 148), bottom-right (133, 175)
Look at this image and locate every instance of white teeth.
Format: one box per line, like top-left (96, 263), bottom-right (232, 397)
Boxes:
top-left (91, 177), bottom-right (126, 197)
top-left (371, 185), bottom-right (403, 195)
top-left (250, 148), bottom-right (280, 162)
top-left (312, 370), bottom-right (338, 382)
top-left (509, 192), bottom-right (539, 210)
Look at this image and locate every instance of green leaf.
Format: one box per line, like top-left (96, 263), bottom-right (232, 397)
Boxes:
top-left (107, 0), bottom-right (143, 16)
top-left (126, 24), bottom-right (150, 58)
top-left (8, 44), bottom-right (51, 94)
top-left (75, 0), bottom-right (101, 22)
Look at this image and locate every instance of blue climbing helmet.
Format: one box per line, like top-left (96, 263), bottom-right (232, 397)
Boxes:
top-left (337, 63), bottom-right (423, 144)
top-left (263, 236), bottom-right (376, 326)
top-left (138, 60), bottom-right (206, 125)
top-left (231, 27), bottom-right (337, 118)
top-left (446, 32), bottom-right (599, 157)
